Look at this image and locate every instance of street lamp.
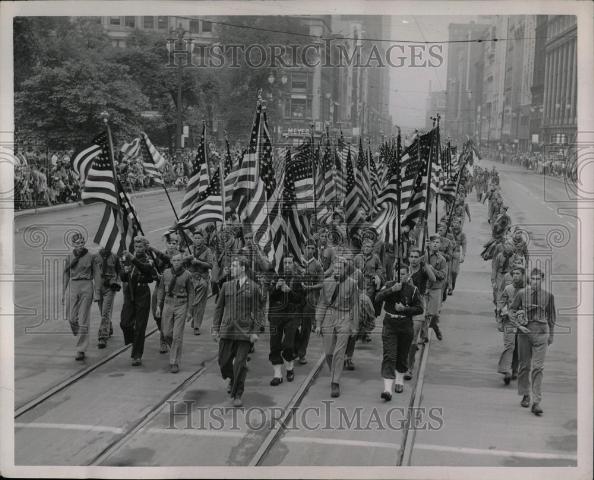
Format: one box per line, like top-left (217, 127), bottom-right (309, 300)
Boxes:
top-left (167, 23), bottom-right (193, 160)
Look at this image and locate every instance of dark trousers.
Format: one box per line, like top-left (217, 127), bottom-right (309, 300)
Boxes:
top-left (381, 317), bottom-right (414, 378)
top-left (295, 304), bottom-right (314, 359)
top-left (120, 284), bottom-right (151, 359)
top-left (345, 334), bottom-right (357, 359)
top-left (218, 338), bottom-right (251, 398)
top-left (269, 312), bottom-right (299, 365)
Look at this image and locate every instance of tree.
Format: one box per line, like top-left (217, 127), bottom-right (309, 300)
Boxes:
top-left (16, 58), bottom-right (149, 150)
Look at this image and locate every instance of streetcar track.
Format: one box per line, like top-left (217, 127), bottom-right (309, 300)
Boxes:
top-left (89, 353), bottom-right (220, 466)
top-left (15, 326), bottom-right (159, 418)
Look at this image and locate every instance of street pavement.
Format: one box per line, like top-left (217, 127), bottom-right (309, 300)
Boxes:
top-left (12, 162), bottom-right (580, 466)
top-left (412, 159), bottom-right (578, 466)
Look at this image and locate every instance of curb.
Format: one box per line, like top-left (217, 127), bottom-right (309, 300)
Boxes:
top-left (14, 187), bottom-right (169, 218)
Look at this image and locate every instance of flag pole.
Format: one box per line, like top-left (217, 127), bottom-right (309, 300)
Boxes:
top-left (310, 122), bottom-right (318, 231)
top-left (396, 128), bottom-right (402, 283)
top-left (101, 112), bottom-right (161, 273)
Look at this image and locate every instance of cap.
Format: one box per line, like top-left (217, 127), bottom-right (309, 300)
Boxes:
top-left (134, 235), bottom-right (149, 246)
top-left (429, 234), bottom-right (441, 242)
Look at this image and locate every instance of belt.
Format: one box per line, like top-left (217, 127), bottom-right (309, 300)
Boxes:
top-left (71, 278), bottom-right (92, 281)
top-left (384, 312), bottom-right (408, 321)
top-left (167, 294), bottom-right (188, 300)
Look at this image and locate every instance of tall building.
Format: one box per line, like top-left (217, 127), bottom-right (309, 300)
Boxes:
top-left (529, 15), bottom-right (548, 150)
top-left (444, 21), bottom-right (489, 142)
top-left (98, 15), bottom-right (217, 47)
top-left (541, 15), bottom-right (577, 147)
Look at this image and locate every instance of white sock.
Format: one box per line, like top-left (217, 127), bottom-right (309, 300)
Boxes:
top-left (395, 372), bottom-right (404, 385)
top-left (284, 360), bottom-right (294, 371)
top-left (273, 364), bottom-right (282, 378)
top-left (383, 378), bottom-right (394, 393)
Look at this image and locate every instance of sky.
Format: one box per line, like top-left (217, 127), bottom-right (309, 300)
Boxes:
top-left (388, 15), bottom-right (485, 129)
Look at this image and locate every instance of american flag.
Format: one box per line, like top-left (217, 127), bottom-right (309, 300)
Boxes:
top-left (344, 147), bottom-right (364, 228)
top-left (401, 128), bottom-right (437, 228)
top-left (120, 138), bottom-right (141, 162)
top-left (322, 140), bottom-right (337, 205)
top-left (371, 139), bottom-right (402, 243)
top-left (181, 123), bottom-right (210, 217)
top-left (369, 146), bottom-right (382, 199)
top-left (81, 131), bottom-right (119, 207)
top-left (240, 106), bottom-right (284, 270)
top-left (223, 137), bottom-right (236, 214)
top-left (139, 133), bottom-right (165, 186)
top-left (283, 151), bottom-right (310, 263)
top-left (178, 168), bottom-right (224, 230)
top-left (93, 188), bottom-right (139, 256)
top-left (71, 133), bottom-right (105, 183)
top-left (290, 143), bottom-right (315, 209)
top-left (334, 146), bottom-right (346, 204)
top-left (356, 138), bottom-right (372, 214)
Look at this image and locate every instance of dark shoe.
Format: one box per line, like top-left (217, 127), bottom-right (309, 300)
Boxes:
top-left (404, 370), bottom-right (413, 381)
top-left (97, 339), bottom-right (106, 349)
top-left (395, 384), bottom-right (404, 394)
top-left (503, 373), bottom-right (511, 385)
top-left (381, 391), bottom-right (392, 402)
top-left (447, 288), bottom-right (453, 296)
top-left (298, 357), bottom-right (308, 365)
top-left (531, 403), bottom-right (543, 416)
top-left (170, 364), bottom-right (179, 374)
top-left (160, 341), bottom-right (168, 354)
top-left (270, 377), bottom-right (283, 386)
top-left (75, 351), bottom-right (85, 361)
top-left (194, 328), bottom-right (200, 335)
top-left (286, 370), bottom-right (295, 382)
top-left (70, 322), bottom-right (79, 336)
top-left (344, 359), bottom-right (355, 371)
top-left (331, 382), bottom-right (340, 398)
top-left (511, 372), bottom-right (518, 380)
top-left (131, 358), bottom-right (142, 367)
top-left (520, 395), bottom-right (530, 408)
top-left (363, 334), bottom-right (372, 343)
top-left (233, 397), bottom-right (243, 407)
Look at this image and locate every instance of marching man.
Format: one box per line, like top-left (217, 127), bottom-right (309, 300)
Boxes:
top-left (62, 232), bottom-right (98, 361)
top-left (156, 253), bottom-right (194, 373)
top-left (93, 246), bottom-right (121, 349)
top-left (315, 257), bottom-right (360, 398)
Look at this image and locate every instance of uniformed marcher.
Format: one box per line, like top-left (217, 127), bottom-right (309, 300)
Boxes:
top-left (403, 248), bottom-right (436, 380)
top-left (185, 229), bottom-right (214, 336)
top-left (93, 247), bottom-right (121, 349)
top-left (376, 263), bottom-right (424, 400)
top-left (62, 232), bottom-right (98, 361)
top-left (498, 265), bottom-right (527, 385)
top-left (120, 235), bottom-right (158, 366)
top-left (315, 257), bottom-right (360, 398)
top-left (437, 223), bottom-right (453, 301)
top-left (212, 256), bottom-right (263, 407)
top-left (353, 236), bottom-right (385, 314)
top-left (268, 255), bottom-right (306, 385)
top-left (150, 232), bottom-right (181, 353)
top-left (297, 240), bottom-right (324, 365)
top-left (425, 234), bottom-right (447, 341)
top-left (156, 253), bottom-right (194, 373)
top-left (510, 268), bottom-right (557, 416)
top-left (449, 219), bottom-right (467, 295)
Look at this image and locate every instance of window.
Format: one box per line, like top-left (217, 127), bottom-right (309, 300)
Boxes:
top-left (143, 16), bottom-right (154, 29)
top-left (190, 20), bottom-right (200, 34)
top-left (291, 98), bottom-right (306, 119)
top-left (109, 16), bottom-right (121, 26)
top-left (124, 16), bottom-right (135, 28)
top-left (202, 20), bottom-right (212, 32)
top-left (157, 16), bottom-right (168, 30)
top-left (291, 72), bottom-right (307, 90)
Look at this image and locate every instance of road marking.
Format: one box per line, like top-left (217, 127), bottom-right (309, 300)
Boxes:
top-left (15, 422), bottom-right (123, 434)
top-left (283, 436), bottom-right (400, 450)
top-left (147, 225), bottom-right (172, 234)
top-left (413, 442), bottom-right (578, 461)
top-left (148, 428), bottom-right (245, 439)
top-left (281, 436), bottom-right (577, 461)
